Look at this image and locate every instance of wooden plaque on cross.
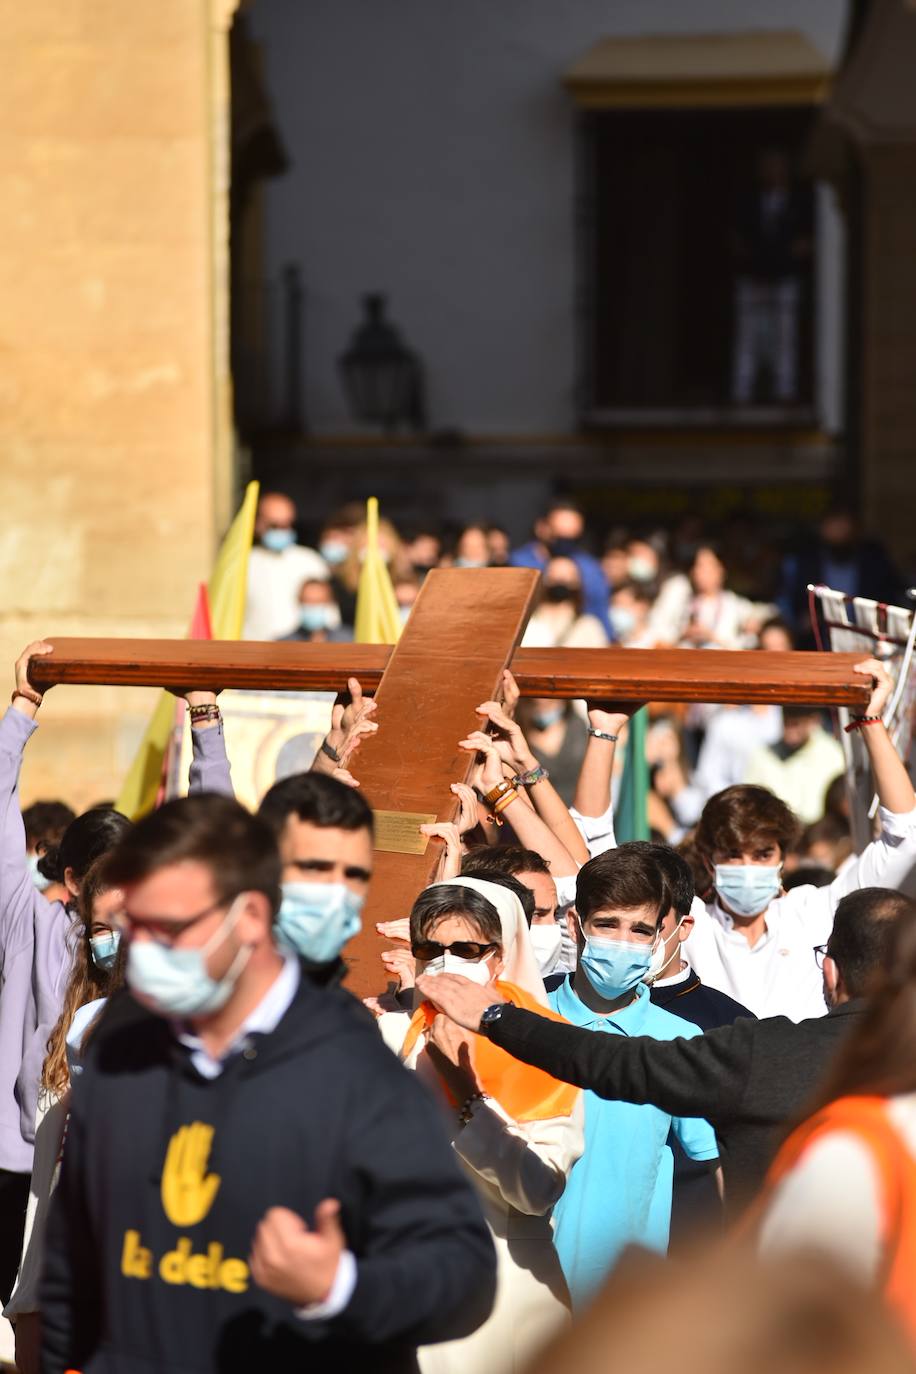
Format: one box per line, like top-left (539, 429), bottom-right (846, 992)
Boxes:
top-left (30, 568), bottom-right (871, 996)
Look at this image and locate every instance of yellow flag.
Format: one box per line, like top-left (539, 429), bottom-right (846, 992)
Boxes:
top-left (354, 497), bottom-right (402, 645)
top-left (114, 482), bottom-right (260, 819)
top-left (207, 480), bottom-right (260, 639)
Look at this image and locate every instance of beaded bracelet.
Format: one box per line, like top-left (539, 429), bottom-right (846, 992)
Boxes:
top-left (513, 764), bottom-right (549, 788)
top-left (458, 1091), bottom-right (490, 1125)
top-left (189, 703), bottom-right (221, 725)
top-left (844, 716), bottom-right (883, 734)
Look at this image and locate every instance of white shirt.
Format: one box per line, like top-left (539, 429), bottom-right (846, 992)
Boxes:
top-left (672, 706), bottom-right (782, 827)
top-left (176, 955), bottom-right (356, 1320)
top-left (744, 727), bottom-right (847, 825)
top-left (243, 543), bottom-right (329, 640)
top-left (570, 801), bottom-right (616, 860)
top-left (686, 805), bottom-right (916, 1021)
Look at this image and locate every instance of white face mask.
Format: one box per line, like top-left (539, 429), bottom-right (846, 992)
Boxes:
top-left (529, 922), bottom-right (563, 976)
top-left (421, 951), bottom-right (495, 986)
top-left (126, 896), bottom-right (251, 1018)
top-left (645, 917), bottom-right (686, 983)
top-left (27, 851), bottom-right (51, 892)
top-left (714, 864), bottom-right (782, 919)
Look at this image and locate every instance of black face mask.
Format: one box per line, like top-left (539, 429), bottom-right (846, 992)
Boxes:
top-left (547, 538), bottom-right (579, 558)
top-left (543, 584), bottom-right (578, 605)
top-left (824, 540), bottom-right (856, 563)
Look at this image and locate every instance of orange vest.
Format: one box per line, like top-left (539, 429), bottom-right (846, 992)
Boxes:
top-left (765, 1095), bottom-right (916, 1349)
top-left (400, 980), bottom-right (580, 1123)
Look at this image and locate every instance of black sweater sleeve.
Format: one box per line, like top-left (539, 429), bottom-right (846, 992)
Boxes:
top-left (329, 1040), bottom-right (497, 1347)
top-left (487, 1005), bottom-right (757, 1127)
top-left (40, 1084), bottom-right (101, 1374)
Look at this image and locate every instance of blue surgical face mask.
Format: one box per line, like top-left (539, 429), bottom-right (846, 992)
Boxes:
top-left (532, 706), bottom-right (565, 730)
top-left (262, 527), bottom-right (296, 553)
top-left (28, 852), bottom-right (51, 892)
top-left (320, 540), bottom-right (349, 566)
top-left (714, 864), bottom-right (782, 918)
top-left (299, 604), bottom-right (340, 634)
top-left (90, 929), bottom-right (121, 972)
top-left (453, 557), bottom-right (488, 569)
top-left (126, 897), bottom-right (250, 1017)
top-left (579, 924), bottom-right (660, 1001)
top-left (275, 882), bottom-right (364, 964)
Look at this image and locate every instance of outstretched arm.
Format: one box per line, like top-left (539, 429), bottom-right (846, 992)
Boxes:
top-left (184, 690), bottom-right (234, 798)
top-left (311, 677), bottom-right (378, 789)
top-left (474, 687), bottom-right (588, 866)
top-left (461, 733), bottom-right (580, 877)
top-left (815, 660), bottom-right (916, 918)
top-left (856, 659), bottom-right (915, 815)
top-left (416, 972), bottom-right (752, 1127)
top-left (1, 643), bottom-right (62, 944)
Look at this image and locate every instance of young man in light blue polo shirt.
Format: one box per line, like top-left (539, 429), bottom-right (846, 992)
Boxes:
top-left (548, 842), bottom-right (719, 1306)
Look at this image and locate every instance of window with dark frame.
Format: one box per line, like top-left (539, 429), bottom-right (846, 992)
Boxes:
top-left (581, 105), bottom-right (819, 423)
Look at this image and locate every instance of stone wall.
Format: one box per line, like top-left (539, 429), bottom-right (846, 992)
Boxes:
top-left (0, 1), bottom-right (233, 810)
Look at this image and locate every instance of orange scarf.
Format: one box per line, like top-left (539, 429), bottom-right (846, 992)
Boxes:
top-left (400, 980), bottom-right (580, 1123)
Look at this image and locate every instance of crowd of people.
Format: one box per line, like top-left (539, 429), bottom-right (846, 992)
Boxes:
top-left (246, 489), bottom-right (908, 866)
top-left (2, 488), bottom-right (916, 1372)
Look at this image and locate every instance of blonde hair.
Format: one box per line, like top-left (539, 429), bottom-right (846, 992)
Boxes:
top-left (42, 856), bottom-right (125, 1096)
top-left (338, 518), bottom-right (412, 594)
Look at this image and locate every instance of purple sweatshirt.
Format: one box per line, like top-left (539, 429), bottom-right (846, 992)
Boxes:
top-left (0, 714), bottom-right (234, 1174)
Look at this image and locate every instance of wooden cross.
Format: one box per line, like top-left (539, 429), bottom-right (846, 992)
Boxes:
top-left (30, 568), bottom-right (870, 996)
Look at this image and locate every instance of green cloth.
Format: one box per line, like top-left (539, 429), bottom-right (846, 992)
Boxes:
top-left (616, 707), bottom-right (650, 842)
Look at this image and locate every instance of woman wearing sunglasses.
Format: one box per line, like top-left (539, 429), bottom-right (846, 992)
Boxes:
top-left (382, 876), bottom-right (584, 1374)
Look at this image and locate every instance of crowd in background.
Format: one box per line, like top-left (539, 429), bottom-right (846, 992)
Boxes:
top-left (244, 491), bottom-right (910, 889)
top-left (4, 484), bottom-right (916, 1372)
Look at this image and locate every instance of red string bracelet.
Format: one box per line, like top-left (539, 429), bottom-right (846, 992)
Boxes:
top-left (845, 716), bottom-right (883, 734)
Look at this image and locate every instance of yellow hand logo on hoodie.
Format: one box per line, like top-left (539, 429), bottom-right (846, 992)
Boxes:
top-left (161, 1123), bottom-right (222, 1227)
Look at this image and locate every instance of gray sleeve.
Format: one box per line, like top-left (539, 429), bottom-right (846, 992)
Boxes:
top-left (188, 725), bottom-right (234, 798)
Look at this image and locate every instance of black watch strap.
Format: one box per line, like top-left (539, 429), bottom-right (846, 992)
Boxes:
top-left (320, 739), bottom-right (342, 764)
top-left (479, 1003), bottom-right (507, 1034)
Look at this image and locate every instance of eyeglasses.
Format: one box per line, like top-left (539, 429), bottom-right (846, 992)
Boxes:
top-left (813, 944), bottom-right (831, 970)
top-left (411, 939), bottom-right (497, 962)
top-left (115, 896), bottom-right (237, 944)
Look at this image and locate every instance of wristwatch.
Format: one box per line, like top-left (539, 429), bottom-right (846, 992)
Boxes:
top-left (479, 1003), bottom-right (507, 1036)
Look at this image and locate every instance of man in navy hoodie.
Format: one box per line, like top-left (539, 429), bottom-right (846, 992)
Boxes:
top-left (41, 795), bottom-right (496, 1374)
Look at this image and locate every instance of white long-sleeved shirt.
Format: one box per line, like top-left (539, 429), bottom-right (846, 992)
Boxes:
top-left (686, 804), bottom-right (916, 1021)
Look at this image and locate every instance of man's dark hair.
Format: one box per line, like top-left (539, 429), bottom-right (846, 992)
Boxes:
top-left (23, 800), bottom-right (76, 850)
top-left (828, 888), bottom-right (916, 998)
top-left (460, 868), bottom-right (535, 925)
top-left (696, 785), bottom-right (800, 863)
top-left (543, 498), bottom-right (583, 520)
top-left (410, 884), bottom-right (502, 947)
top-left (576, 841), bottom-right (694, 926)
top-left (258, 773), bottom-right (373, 838)
top-left (39, 807), bottom-right (132, 886)
top-left (461, 846), bottom-right (551, 878)
top-left (105, 795), bottom-right (281, 914)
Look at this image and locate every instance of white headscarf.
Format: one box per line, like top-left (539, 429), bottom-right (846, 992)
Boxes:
top-left (431, 876), bottom-right (549, 1008)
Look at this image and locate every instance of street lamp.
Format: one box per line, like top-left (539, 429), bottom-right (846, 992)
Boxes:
top-left (338, 293), bottom-right (424, 432)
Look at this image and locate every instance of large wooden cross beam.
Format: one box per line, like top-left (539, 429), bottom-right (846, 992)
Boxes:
top-left (30, 568), bottom-right (870, 996)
